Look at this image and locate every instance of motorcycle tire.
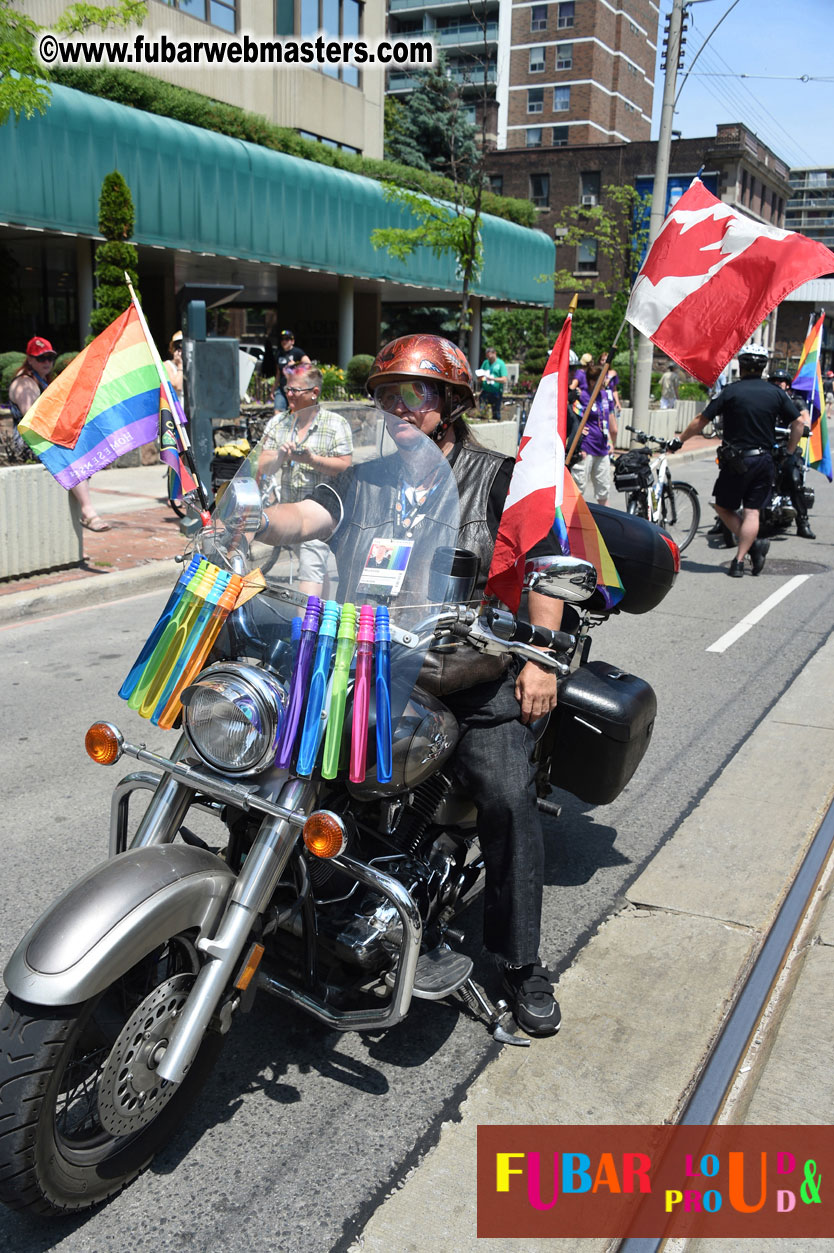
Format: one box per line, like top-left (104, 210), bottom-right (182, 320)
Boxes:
top-left (660, 482), bottom-right (700, 552)
top-left (0, 933), bottom-right (223, 1216)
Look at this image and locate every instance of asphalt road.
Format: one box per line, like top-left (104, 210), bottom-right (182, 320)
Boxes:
top-left (1, 450), bottom-right (832, 1253)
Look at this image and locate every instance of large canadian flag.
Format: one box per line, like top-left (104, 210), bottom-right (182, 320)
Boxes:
top-left (484, 315), bottom-right (570, 612)
top-left (627, 179), bottom-right (834, 386)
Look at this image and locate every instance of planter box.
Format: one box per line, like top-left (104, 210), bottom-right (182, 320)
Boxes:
top-left (0, 464), bottom-right (83, 580)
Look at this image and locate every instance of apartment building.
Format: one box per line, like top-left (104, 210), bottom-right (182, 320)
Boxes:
top-left (387, 0), bottom-right (656, 151)
top-left (776, 168), bottom-right (834, 364)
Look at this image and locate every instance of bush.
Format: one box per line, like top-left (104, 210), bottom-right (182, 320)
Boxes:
top-left (345, 354), bottom-right (374, 397)
top-left (0, 353), bottom-right (25, 401)
top-left (55, 352), bottom-right (79, 375)
top-left (319, 364), bottom-right (346, 401)
top-left (678, 380), bottom-right (709, 402)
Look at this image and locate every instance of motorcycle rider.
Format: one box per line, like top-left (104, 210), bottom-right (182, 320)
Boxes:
top-left (254, 334), bottom-right (565, 1036)
top-left (768, 369), bottom-right (815, 539)
top-left (673, 344), bottom-right (804, 576)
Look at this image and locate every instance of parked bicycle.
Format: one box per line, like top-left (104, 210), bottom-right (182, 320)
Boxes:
top-left (613, 426), bottom-right (700, 552)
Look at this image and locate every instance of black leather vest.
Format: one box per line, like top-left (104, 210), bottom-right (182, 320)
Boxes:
top-left (449, 441), bottom-right (512, 596)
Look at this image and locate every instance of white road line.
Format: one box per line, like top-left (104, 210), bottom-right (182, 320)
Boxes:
top-left (706, 575), bottom-right (811, 654)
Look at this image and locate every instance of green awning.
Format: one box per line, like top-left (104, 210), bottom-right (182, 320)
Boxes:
top-left (0, 83), bottom-right (554, 305)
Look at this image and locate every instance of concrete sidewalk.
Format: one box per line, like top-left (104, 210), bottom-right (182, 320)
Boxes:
top-left (0, 440), bottom-right (721, 625)
top-left (349, 633), bottom-right (834, 1253)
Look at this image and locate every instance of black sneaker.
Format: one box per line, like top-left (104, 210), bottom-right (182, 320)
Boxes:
top-left (797, 520), bottom-right (816, 539)
top-left (502, 961), bottom-right (561, 1037)
top-left (728, 558), bottom-right (744, 578)
top-left (749, 537), bottom-right (770, 575)
top-left (707, 519), bottom-right (724, 535)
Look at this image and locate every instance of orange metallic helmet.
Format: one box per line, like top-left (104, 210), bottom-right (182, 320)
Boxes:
top-left (367, 334), bottom-right (475, 416)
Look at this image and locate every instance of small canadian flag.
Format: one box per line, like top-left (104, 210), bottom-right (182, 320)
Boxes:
top-left (626, 178), bottom-right (834, 386)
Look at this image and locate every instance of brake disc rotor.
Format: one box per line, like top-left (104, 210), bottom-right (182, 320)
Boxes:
top-left (97, 973), bottom-right (194, 1137)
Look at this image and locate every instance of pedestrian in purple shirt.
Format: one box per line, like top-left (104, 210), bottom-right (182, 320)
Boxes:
top-left (570, 363), bottom-right (618, 506)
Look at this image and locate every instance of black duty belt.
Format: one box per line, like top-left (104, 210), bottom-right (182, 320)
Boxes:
top-left (736, 447), bottom-right (770, 457)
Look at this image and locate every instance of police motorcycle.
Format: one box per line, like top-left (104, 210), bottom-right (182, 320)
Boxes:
top-left (0, 414), bottom-right (677, 1217)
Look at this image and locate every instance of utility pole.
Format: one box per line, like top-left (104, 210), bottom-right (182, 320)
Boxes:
top-left (631, 0), bottom-right (686, 419)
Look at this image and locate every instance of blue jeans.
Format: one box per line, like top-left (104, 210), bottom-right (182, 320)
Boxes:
top-left (274, 390), bottom-right (288, 412)
top-left (445, 670), bottom-right (543, 966)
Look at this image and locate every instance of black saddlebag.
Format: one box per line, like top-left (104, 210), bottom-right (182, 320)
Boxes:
top-left (547, 660), bottom-right (657, 805)
top-left (585, 503), bottom-right (679, 615)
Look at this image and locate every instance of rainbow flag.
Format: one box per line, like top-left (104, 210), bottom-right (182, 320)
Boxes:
top-left (792, 312), bottom-right (832, 481)
top-left (554, 469), bottom-right (625, 609)
top-left (18, 304), bottom-right (162, 489)
top-left (160, 388), bottom-right (197, 500)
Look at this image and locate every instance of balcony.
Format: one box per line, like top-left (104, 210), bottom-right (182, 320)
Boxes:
top-left (787, 196), bottom-right (834, 211)
top-left (789, 177), bottom-right (834, 192)
top-left (390, 0), bottom-right (496, 11)
top-left (389, 64), bottom-right (497, 91)
top-left (436, 22), bottom-right (499, 46)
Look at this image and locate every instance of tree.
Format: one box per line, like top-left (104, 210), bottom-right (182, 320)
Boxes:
top-left (383, 54), bottom-right (479, 183)
top-left (89, 170), bottom-right (139, 337)
top-left (0, 0), bottom-right (145, 126)
top-left (550, 183), bottom-right (650, 305)
top-left (372, 9), bottom-right (494, 354)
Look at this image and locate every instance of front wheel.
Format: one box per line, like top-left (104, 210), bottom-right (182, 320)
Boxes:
top-left (661, 481), bottom-right (700, 552)
top-left (0, 934), bottom-right (223, 1215)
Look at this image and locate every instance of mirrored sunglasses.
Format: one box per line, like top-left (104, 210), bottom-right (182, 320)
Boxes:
top-left (373, 380), bottom-right (441, 415)
top-left (34, 352), bottom-right (57, 362)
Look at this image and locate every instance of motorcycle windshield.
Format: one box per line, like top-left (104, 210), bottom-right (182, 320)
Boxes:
top-left (196, 403), bottom-right (463, 769)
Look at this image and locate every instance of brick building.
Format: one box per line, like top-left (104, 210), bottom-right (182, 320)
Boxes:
top-left (387, 0), bottom-right (657, 152)
top-left (485, 122), bottom-right (794, 310)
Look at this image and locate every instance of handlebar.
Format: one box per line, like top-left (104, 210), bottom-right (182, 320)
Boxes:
top-left (484, 607), bottom-right (576, 653)
top-left (625, 424), bottom-right (678, 452)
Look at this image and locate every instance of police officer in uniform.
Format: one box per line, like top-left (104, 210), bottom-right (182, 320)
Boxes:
top-left (672, 345), bottom-right (804, 577)
top-left (768, 369), bottom-right (815, 539)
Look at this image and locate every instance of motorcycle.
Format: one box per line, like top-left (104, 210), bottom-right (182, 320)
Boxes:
top-left (0, 415), bottom-right (678, 1216)
top-left (709, 425), bottom-right (815, 545)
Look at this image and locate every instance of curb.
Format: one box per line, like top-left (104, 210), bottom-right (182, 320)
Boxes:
top-left (0, 559), bottom-right (177, 626)
top-left (349, 631), bottom-right (834, 1253)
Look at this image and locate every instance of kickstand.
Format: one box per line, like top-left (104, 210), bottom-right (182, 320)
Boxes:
top-left (457, 977), bottom-right (530, 1047)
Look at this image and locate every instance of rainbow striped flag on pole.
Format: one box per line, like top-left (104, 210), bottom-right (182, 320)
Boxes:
top-left (18, 304), bottom-right (165, 489)
top-left (554, 470), bottom-right (625, 609)
top-left (792, 311), bottom-right (832, 481)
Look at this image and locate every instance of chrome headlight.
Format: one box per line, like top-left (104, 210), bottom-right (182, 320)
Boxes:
top-left (181, 663), bottom-right (288, 775)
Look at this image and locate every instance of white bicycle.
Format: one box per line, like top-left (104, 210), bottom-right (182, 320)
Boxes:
top-left (613, 425), bottom-right (700, 553)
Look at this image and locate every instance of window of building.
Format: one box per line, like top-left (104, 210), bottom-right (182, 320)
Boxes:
top-left (160, 0), bottom-right (237, 29)
top-left (627, 61), bottom-right (639, 75)
top-left (529, 46), bottom-right (546, 73)
top-left (556, 42), bottom-right (572, 70)
top-left (808, 170), bottom-right (826, 187)
top-left (528, 88), bottom-right (544, 114)
top-left (275, 0), bottom-right (294, 34)
top-left (741, 169), bottom-right (748, 203)
top-left (580, 171), bottom-right (600, 205)
top-left (552, 125), bottom-right (569, 147)
top-left (300, 0), bottom-right (361, 84)
top-left (577, 238), bottom-right (598, 272)
top-left (628, 19), bottom-right (639, 35)
top-left (526, 127), bottom-right (543, 148)
top-left (531, 4), bottom-right (547, 32)
top-left (553, 85), bottom-right (570, 111)
top-left (557, 1), bottom-right (574, 29)
top-left (489, 174), bottom-right (504, 195)
top-left (530, 173), bottom-right (550, 207)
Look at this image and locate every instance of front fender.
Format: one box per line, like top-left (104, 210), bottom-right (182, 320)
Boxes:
top-left (4, 844), bottom-right (235, 1006)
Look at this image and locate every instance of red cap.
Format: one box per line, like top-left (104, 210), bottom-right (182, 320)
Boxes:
top-left (26, 336), bottom-right (55, 357)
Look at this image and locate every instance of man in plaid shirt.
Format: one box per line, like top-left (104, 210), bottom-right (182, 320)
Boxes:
top-left (261, 365), bottom-right (353, 595)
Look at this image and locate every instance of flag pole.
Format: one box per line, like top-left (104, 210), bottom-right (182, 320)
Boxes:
top-left (565, 315), bottom-right (628, 465)
top-left (124, 275), bottom-right (211, 516)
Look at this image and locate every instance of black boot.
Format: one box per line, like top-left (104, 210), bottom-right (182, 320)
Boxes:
top-left (797, 518), bottom-right (816, 539)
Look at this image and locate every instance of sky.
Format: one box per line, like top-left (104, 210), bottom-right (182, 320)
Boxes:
top-left (650, 0), bottom-right (834, 169)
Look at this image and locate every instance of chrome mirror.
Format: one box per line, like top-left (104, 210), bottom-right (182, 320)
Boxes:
top-left (523, 555), bottom-right (597, 603)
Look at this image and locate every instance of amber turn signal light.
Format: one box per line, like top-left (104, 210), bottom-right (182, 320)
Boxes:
top-left (302, 811), bottom-right (347, 859)
top-left (85, 722), bottom-right (124, 766)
